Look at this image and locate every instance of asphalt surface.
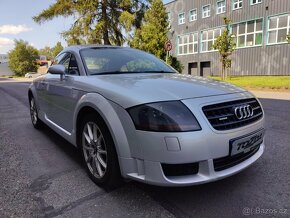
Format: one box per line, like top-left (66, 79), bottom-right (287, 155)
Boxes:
top-left (0, 78), bottom-right (289, 218)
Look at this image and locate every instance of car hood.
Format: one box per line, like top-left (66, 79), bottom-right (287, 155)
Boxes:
top-left (78, 73), bottom-right (247, 108)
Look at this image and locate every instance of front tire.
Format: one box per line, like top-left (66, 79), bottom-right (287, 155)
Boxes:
top-left (29, 96), bottom-right (43, 129)
top-left (79, 113), bottom-right (122, 189)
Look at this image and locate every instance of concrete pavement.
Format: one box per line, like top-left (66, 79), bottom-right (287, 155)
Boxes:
top-left (250, 90), bottom-right (290, 100)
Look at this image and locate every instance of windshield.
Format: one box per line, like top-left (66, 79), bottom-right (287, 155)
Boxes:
top-left (80, 47), bottom-right (176, 75)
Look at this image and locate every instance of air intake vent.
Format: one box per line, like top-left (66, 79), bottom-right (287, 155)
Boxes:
top-left (162, 163), bottom-right (199, 177)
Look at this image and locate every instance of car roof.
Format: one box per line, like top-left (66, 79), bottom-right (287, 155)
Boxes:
top-left (63, 44), bottom-right (126, 53)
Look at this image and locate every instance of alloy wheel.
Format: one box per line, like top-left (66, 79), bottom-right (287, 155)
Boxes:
top-left (30, 98), bottom-right (38, 125)
top-left (82, 122), bottom-right (107, 179)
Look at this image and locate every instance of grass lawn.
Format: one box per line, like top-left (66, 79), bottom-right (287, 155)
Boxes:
top-left (210, 76), bottom-right (290, 91)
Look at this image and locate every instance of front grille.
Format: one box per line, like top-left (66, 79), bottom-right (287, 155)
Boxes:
top-left (162, 162), bottom-right (199, 177)
top-left (202, 98), bottom-right (263, 131)
top-left (213, 145), bottom-right (260, 171)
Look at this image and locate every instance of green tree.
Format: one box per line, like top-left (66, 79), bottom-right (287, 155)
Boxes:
top-left (33, 0), bottom-right (146, 45)
top-left (52, 42), bottom-right (64, 58)
top-left (287, 34), bottom-right (290, 43)
top-left (39, 46), bottom-right (53, 60)
top-left (168, 56), bottom-right (183, 73)
top-left (212, 17), bottom-right (236, 80)
top-left (130, 0), bottom-right (183, 72)
top-left (131, 0), bottom-right (168, 58)
top-left (8, 40), bottom-right (39, 76)
top-left (39, 42), bottom-right (64, 60)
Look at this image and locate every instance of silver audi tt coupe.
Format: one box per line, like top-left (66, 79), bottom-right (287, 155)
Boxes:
top-left (28, 45), bottom-right (265, 187)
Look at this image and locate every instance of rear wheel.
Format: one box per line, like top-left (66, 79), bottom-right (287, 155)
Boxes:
top-left (29, 96), bottom-right (43, 129)
top-left (79, 113), bottom-right (122, 189)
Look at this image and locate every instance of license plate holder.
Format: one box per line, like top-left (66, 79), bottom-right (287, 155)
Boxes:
top-left (230, 129), bottom-right (265, 156)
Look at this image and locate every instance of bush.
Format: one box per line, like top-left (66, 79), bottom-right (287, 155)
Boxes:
top-left (168, 56), bottom-right (184, 73)
top-left (8, 40), bottom-right (39, 76)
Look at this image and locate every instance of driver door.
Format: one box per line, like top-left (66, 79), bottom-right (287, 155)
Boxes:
top-left (45, 53), bottom-right (81, 134)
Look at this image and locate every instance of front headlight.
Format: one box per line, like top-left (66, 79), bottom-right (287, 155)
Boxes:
top-left (127, 101), bottom-right (201, 132)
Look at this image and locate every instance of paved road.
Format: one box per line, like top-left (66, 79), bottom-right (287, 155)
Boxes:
top-left (0, 79), bottom-right (289, 218)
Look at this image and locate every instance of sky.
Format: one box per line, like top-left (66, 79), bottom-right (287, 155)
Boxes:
top-left (0, 0), bottom-right (74, 54)
top-left (0, 0), bottom-right (173, 54)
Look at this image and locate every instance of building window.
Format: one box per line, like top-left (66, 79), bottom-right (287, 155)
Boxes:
top-left (177, 32), bottom-right (199, 55)
top-left (202, 5), bottom-right (211, 18)
top-left (167, 12), bottom-right (171, 22)
top-left (233, 0), bottom-right (242, 10)
top-left (251, 0), bottom-right (262, 5)
top-left (217, 0), bottom-right (226, 14)
top-left (232, 18), bottom-right (263, 48)
top-left (201, 27), bottom-right (225, 52)
top-left (178, 13), bottom-right (185, 25)
top-left (189, 9), bottom-right (197, 22)
top-left (268, 14), bottom-right (290, 44)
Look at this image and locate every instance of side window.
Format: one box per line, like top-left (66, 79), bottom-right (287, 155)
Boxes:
top-left (68, 55), bottom-right (80, 75)
top-left (54, 53), bottom-right (80, 75)
top-left (60, 55), bottom-right (71, 74)
top-left (53, 53), bottom-right (67, 65)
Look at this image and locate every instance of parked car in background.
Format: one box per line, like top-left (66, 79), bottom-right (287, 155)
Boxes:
top-left (35, 55), bottom-right (49, 67)
top-left (28, 45), bottom-right (265, 188)
top-left (25, 72), bottom-right (42, 78)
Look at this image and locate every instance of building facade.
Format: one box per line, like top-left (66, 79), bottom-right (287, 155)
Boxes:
top-left (0, 54), bottom-right (9, 63)
top-left (165, 0), bottom-right (290, 76)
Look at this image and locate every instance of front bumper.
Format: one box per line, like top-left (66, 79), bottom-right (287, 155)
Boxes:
top-left (117, 92), bottom-right (265, 186)
top-left (120, 143), bottom-right (264, 186)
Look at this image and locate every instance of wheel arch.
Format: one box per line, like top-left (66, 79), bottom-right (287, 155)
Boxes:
top-left (28, 89), bottom-right (33, 99)
top-left (28, 85), bottom-right (39, 110)
top-left (28, 83), bottom-right (38, 99)
top-left (73, 93), bottom-right (132, 161)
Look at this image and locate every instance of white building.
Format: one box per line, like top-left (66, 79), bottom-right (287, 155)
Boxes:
top-left (0, 54), bottom-right (9, 63)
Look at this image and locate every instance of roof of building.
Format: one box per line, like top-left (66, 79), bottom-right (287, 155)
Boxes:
top-left (164, 0), bottom-right (177, 6)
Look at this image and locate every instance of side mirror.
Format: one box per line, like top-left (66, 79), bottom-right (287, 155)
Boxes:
top-left (48, 64), bottom-right (65, 80)
top-left (48, 64), bottom-right (65, 75)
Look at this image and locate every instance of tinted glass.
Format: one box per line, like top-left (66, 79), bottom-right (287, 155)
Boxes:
top-left (202, 31), bottom-right (207, 40)
top-left (232, 25), bottom-right (238, 35)
top-left (214, 29), bottom-right (221, 38)
top-left (238, 35), bottom-right (245, 47)
top-left (68, 55), bottom-right (80, 75)
top-left (61, 55), bottom-right (71, 74)
top-left (239, 23), bottom-right (246, 34)
top-left (278, 16), bottom-right (288, 28)
top-left (246, 34), bottom-right (254, 46)
top-left (277, 29), bottom-right (287, 42)
top-left (268, 31), bottom-right (277, 44)
top-left (208, 30), bottom-right (214, 40)
top-left (255, 33), bottom-right (263, 45)
top-left (54, 53), bottom-right (67, 65)
top-left (269, 17), bottom-right (278, 29)
top-left (256, 19), bottom-right (263, 31)
top-left (80, 48), bottom-right (175, 75)
top-left (247, 20), bottom-right (255, 33)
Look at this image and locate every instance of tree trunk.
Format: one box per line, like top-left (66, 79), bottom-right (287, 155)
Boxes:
top-left (225, 66), bottom-right (227, 80)
top-left (222, 64), bottom-right (226, 81)
top-left (101, 0), bottom-right (111, 45)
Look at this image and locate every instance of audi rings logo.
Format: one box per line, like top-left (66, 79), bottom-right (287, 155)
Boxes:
top-left (234, 105), bottom-right (254, 120)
